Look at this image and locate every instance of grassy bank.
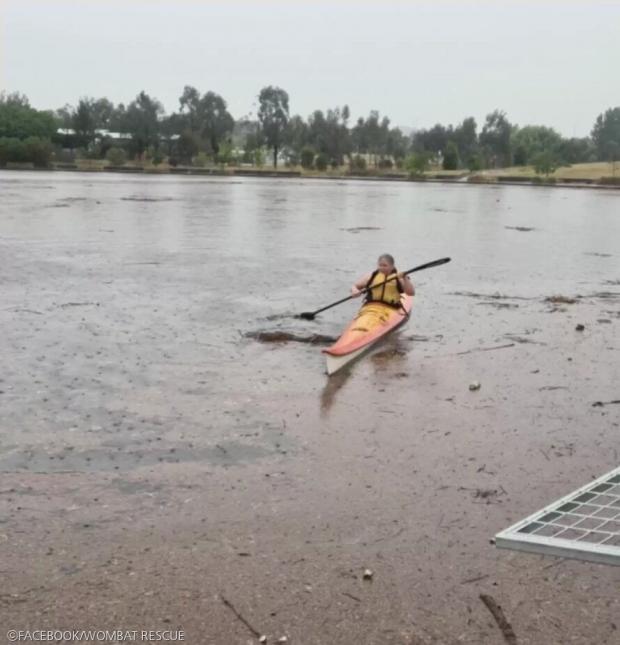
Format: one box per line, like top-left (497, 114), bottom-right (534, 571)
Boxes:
top-left (3, 159), bottom-right (619, 187)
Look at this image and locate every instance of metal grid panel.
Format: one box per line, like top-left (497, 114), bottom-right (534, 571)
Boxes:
top-left (496, 466), bottom-right (620, 566)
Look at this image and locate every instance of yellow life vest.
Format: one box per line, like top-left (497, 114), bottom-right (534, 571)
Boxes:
top-left (365, 270), bottom-right (402, 306)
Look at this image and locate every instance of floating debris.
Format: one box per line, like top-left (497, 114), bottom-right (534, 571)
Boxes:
top-left (592, 400), bottom-right (620, 408)
top-left (339, 226), bottom-right (382, 233)
top-left (545, 295), bottom-right (577, 305)
top-left (121, 196), bottom-right (175, 202)
top-left (469, 381), bottom-right (481, 391)
top-left (245, 331), bottom-right (336, 345)
top-left (505, 225), bottom-right (535, 232)
top-left (575, 324), bottom-right (585, 331)
top-left (450, 291), bottom-right (533, 301)
top-left (59, 301), bottom-right (99, 308)
top-left (478, 301), bottom-right (519, 309)
top-left (363, 568), bottom-right (374, 580)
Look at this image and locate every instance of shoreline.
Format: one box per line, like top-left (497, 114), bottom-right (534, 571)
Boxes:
top-left (2, 164), bottom-right (620, 191)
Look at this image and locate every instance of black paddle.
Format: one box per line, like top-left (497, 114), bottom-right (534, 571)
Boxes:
top-left (299, 257), bottom-right (451, 320)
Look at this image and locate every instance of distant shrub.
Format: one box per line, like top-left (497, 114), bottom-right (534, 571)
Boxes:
top-left (532, 151), bottom-right (558, 176)
top-left (315, 152), bottom-right (328, 171)
top-left (350, 155), bottom-right (367, 172)
top-left (0, 138), bottom-right (23, 165)
top-left (24, 137), bottom-right (52, 167)
top-left (442, 142), bottom-right (459, 170)
top-left (106, 147), bottom-right (127, 167)
top-left (378, 158), bottom-right (393, 169)
top-left (405, 152), bottom-right (430, 176)
top-left (467, 154), bottom-right (483, 171)
top-left (513, 144), bottom-right (528, 166)
top-left (0, 136), bottom-right (52, 166)
top-left (215, 142), bottom-right (236, 165)
top-left (151, 149), bottom-right (165, 166)
top-left (253, 149), bottom-right (265, 167)
top-left (193, 152), bottom-right (210, 168)
top-left (168, 156), bottom-right (178, 167)
top-left (300, 147), bottom-right (315, 169)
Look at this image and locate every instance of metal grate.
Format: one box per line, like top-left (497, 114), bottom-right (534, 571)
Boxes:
top-left (496, 466), bottom-right (620, 566)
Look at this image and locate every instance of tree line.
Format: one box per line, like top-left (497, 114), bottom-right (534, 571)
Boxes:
top-left (0, 88), bottom-right (619, 174)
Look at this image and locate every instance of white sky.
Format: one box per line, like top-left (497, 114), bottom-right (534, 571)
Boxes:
top-left (1, 0), bottom-right (619, 136)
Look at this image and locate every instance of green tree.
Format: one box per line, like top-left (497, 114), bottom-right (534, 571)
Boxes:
top-left (350, 154), bottom-right (367, 172)
top-left (176, 129), bottom-right (200, 165)
top-left (557, 137), bottom-right (595, 164)
top-left (300, 147), bottom-right (315, 169)
top-left (198, 91), bottom-right (234, 156)
top-left (92, 98), bottom-right (115, 129)
top-left (242, 129), bottom-right (264, 165)
top-left (442, 141), bottom-right (459, 170)
top-left (385, 127), bottom-right (408, 164)
top-left (511, 125), bottom-right (562, 166)
top-left (467, 153), bottom-right (483, 171)
top-left (284, 114), bottom-right (309, 164)
top-left (453, 117), bottom-right (478, 163)
top-left (122, 91), bottom-right (164, 157)
top-left (412, 123), bottom-right (450, 156)
top-left (72, 98), bottom-right (96, 148)
top-left (257, 86), bottom-right (289, 167)
top-left (405, 152), bottom-right (430, 176)
top-left (315, 152), bottom-right (328, 171)
top-left (592, 107), bottom-right (620, 163)
top-left (480, 110), bottom-right (512, 167)
top-left (0, 137), bottom-right (26, 165)
top-left (24, 137), bottom-right (52, 167)
top-left (106, 147), bottom-right (127, 166)
top-left (179, 85), bottom-right (201, 131)
top-left (55, 104), bottom-right (73, 129)
top-left (0, 92), bottom-right (57, 140)
top-left (532, 150), bottom-right (557, 176)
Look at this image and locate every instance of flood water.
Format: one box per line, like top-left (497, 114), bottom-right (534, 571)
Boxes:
top-left (1, 171), bottom-right (619, 643)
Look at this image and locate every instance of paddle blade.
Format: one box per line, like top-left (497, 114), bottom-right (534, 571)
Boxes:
top-left (299, 312), bottom-right (316, 320)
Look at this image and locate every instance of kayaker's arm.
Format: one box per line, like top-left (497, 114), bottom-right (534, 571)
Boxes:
top-left (397, 272), bottom-right (415, 296)
top-left (351, 273), bottom-right (371, 297)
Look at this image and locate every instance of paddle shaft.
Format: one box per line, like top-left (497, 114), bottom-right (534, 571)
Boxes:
top-left (302, 257), bottom-right (451, 319)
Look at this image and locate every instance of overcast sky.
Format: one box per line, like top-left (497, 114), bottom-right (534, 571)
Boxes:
top-left (2, 0), bottom-right (619, 136)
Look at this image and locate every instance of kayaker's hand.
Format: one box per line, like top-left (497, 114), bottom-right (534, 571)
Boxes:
top-left (396, 272), bottom-right (406, 281)
top-left (351, 286), bottom-right (362, 298)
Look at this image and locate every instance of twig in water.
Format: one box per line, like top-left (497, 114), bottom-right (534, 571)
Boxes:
top-left (480, 594), bottom-right (518, 645)
top-left (455, 343), bottom-right (515, 356)
top-left (592, 400), bottom-right (620, 408)
top-left (219, 594), bottom-right (261, 638)
top-left (461, 574), bottom-right (489, 585)
top-left (5, 308), bottom-right (43, 315)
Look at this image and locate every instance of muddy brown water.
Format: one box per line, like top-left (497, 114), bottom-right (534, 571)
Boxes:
top-left (1, 171), bottom-right (619, 644)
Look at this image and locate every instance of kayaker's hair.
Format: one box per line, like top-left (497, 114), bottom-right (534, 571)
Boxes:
top-left (378, 253), bottom-right (395, 265)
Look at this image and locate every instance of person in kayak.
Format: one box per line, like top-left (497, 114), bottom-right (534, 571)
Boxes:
top-left (351, 253), bottom-right (415, 306)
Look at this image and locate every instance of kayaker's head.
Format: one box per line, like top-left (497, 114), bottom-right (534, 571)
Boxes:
top-left (377, 253), bottom-right (395, 275)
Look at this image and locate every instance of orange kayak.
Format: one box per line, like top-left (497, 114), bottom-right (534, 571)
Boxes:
top-left (322, 295), bottom-right (413, 375)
